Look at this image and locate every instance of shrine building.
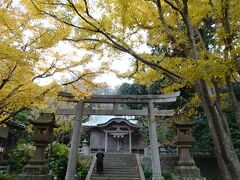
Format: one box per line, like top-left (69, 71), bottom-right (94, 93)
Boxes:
top-left (85, 117), bottom-right (145, 153)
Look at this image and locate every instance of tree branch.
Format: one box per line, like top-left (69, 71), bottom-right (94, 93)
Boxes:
top-left (62, 71), bottom-right (100, 86)
top-left (32, 61), bottom-right (57, 81)
top-left (0, 64), bottom-right (17, 90)
top-left (156, 0), bottom-right (170, 31)
top-left (30, 0), bottom-right (99, 33)
top-left (82, 0), bottom-right (94, 19)
top-left (67, 0), bottom-right (100, 32)
top-left (63, 38), bottom-right (101, 42)
top-left (164, 0), bottom-right (181, 14)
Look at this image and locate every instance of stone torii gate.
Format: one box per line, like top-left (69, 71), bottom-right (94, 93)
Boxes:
top-left (57, 91), bottom-right (180, 180)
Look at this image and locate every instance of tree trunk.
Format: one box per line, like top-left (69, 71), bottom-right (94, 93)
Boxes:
top-left (212, 80), bottom-right (231, 136)
top-left (197, 80), bottom-right (240, 179)
top-left (226, 75), bottom-right (240, 126)
top-left (219, 0), bottom-right (240, 127)
top-left (180, 1), bottom-right (240, 178)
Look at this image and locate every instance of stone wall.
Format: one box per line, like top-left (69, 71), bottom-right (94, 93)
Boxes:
top-left (194, 154), bottom-right (219, 179)
top-left (141, 154), bottom-right (220, 179)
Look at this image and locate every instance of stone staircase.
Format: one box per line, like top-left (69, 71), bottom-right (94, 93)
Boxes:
top-left (90, 153), bottom-right (141, 180)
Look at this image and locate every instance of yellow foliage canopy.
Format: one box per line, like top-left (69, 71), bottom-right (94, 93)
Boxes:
top-left (0, 1), bottom-right (105, 123)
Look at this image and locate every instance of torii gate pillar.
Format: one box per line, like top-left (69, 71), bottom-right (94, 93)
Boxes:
top-left (65, 102), bottom-right (84, 180)
top-left (148, 100), bottom-right (162, 180)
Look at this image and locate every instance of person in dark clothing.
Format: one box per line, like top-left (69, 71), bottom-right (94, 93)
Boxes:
top-left (96, 150), bottom-right (104, 174)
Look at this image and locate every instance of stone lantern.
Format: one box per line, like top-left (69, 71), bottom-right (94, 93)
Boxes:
top-left (81, 139), bottom-right (89, 155)
top-left (175, 122), bottom-right (195, 166)
top-left (173, 122), bottom-right (205, 180)
top-left (17, 113), bottom-right (57, 180)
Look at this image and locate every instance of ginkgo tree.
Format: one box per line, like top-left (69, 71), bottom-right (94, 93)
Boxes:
top-left (0, 1), bottom-right (105, 124)
top-left (21, 0), bottom-right (240, 179)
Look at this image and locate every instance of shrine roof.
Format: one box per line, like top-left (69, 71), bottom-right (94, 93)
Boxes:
top-left (97, 118), bottom-right (137, 128)
top-left (83, 115), bottom-right (137, 127)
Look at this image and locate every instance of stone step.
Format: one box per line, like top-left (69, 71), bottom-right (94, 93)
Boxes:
top-left (104, 165), bottom-right (137, 167)
top-left (103, 161), bottom-right (136, 164)
top-left (103, 159), bottom-right (136, 162)
top-left (103, 166), bottom-right (138, 170)
top-left (105, 155), bottom-right (134, 157)
top-left (95, 168), bottom-right (139, 172)
top-left (92, 172), bottom-right (139, 175)
top-left (92, 170), bottom-right (140, 174)
top-left (92, 172), bottom-right (139, 177)
top-left (104, 159), bottom-right (136, 161)
top-left (103, 160), bottom-right (136, 162)
top-left (98, 166), bottom-right (138, 169)
top-left (99, 170), bottom-right (139, 173)
top-left (104, 156), bottom-right (135, 158)
top-left (95, 164), bottom-right (138, 167)
top-left (103, 159), bottom-right (137, 162)
top-left (104, 158), bottom-right (135, 161)
top-left (91, 176), bottom-right (141, 180)
top-left (103, 168), bottom-right (138, 170)
top-left (105, 155), bottom-right (134, 156)
top-left (91, 175), bottom-right (140, 179)
top-left (105, 157), bottom-right (135, 158)
top-left (94, 168), bottom-right (139, 172)
top-left (90, 154), bottom-right (140, 180)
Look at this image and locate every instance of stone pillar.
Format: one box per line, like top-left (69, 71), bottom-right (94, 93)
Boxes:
top-left (105, 131), bottom-right (108, 152)
top-left (129, 132), bottom-right (132, 153)
top-left (117, 138), bottom-right (120, 152)
top-left (65, 101), bottom-right (84, 180)
top-left (148, 100), bottom-right (162, 180)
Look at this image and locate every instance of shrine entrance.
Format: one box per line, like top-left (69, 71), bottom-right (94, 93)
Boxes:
top-left (101, 119), bottom-right (132, 153)
top-left (57, 92), bottom-right (180, 180)
top-left (107, 129), bottom-right (130, 153)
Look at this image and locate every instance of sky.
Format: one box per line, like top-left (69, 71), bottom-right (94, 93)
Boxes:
top-left (37, 38), bottom-right (151, 88)
top-left (36, 42), bottom-right (133, 88)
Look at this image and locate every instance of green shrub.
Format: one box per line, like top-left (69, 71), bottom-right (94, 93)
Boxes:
top-left (144, 169), bottom-right (173, 180)
top-left (46, 143), bottom-right (90, 179)
top-left (206, 177), bottom-right (216, 180)
top-left (7, 143), bottom-right (35, 173)
top-left (144, 168), bottom-right (152, 180)
top-left (0, 175), bottom-right (15, 180)
top-left (162, 171), bottom-right (173, 180)
top-left (45, 143), bottom-right (68, 179)
top-left (76, 159), bottom-right (90, 180)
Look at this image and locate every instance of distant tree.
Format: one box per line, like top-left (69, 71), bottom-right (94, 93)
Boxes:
top-left (116, 83), bottom-right (148, 95)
